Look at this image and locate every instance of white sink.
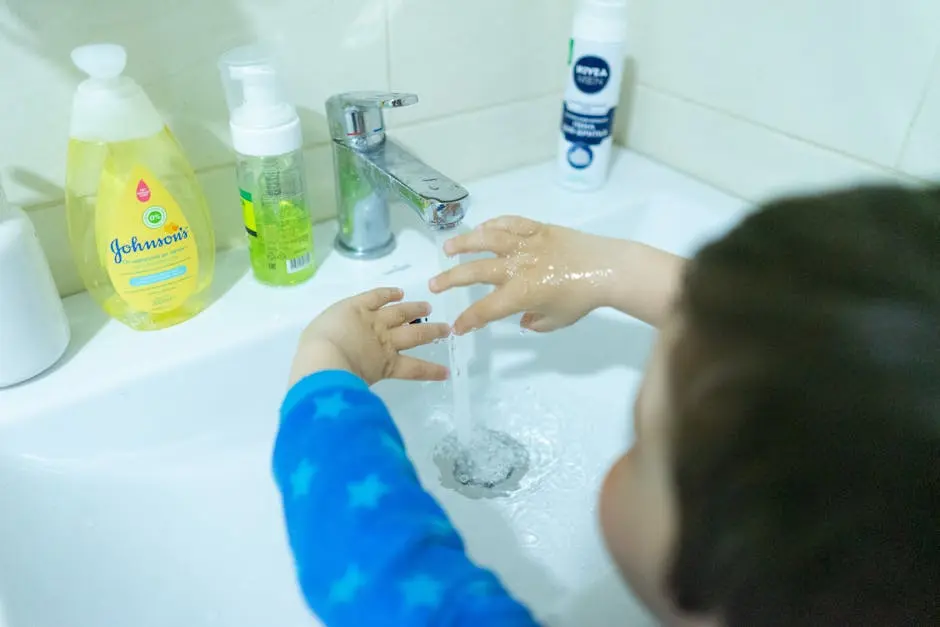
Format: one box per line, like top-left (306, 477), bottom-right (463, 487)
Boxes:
top-left (0, 152), bottom-right (748, 627)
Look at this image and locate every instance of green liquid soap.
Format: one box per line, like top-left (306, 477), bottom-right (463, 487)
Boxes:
top-left (220, 45), bottom-right (315, 287)
top-left (237, 152), bottom-right (315, 286)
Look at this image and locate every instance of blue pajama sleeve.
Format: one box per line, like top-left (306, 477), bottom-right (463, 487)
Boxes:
top-left (272, 370), bottom-right (540, 627)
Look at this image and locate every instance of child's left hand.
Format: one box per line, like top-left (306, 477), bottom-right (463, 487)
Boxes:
top-left (289, 287), bottom-right (452, 387)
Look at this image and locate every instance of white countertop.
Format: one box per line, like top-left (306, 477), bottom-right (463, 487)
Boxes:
top-left (0, 151), bottom-right (747, 425)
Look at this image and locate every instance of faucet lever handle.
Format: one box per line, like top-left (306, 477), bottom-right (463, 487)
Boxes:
top-left (326, 91), bottom-right (418, 144)
top-left (342, 91), bottom-right (418, 110)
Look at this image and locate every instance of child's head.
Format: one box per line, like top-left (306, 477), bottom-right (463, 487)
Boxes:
top-left (600, 186), bottom-right (940, 626)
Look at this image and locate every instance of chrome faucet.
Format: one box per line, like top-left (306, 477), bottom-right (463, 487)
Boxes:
top-left (325, 91), bottom-right (471, 258)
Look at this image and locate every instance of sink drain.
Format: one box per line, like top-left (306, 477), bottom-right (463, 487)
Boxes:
top-left (434, 429), bottom-right (530, 498)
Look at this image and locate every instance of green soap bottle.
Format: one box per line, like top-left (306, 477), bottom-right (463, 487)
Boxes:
top-left (220, 46), bottom-right (315, 286)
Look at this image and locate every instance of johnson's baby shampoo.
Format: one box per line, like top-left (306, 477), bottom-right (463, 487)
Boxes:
top-left (65, 44), bottom-right (215, 330)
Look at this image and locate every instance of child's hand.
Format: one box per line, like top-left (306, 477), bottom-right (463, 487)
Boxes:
top-left (429, 216), bottom-right (620, 335)
top-left (289, 288), bottom-right (451, 387)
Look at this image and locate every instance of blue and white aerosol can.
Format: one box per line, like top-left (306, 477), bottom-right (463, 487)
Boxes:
top-left (557, 0), bottom-right (628, 191)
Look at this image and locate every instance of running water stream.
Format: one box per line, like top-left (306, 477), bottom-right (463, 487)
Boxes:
top-left (435, 230), bottom-right (475, 444)
top-left (433, 229), bottom-right (530, 494)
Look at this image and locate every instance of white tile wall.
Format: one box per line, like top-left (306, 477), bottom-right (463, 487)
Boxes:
top-left (393, 95), bottom-right (561, 185)
top-left (621, 0), bottom-right (940, 200)
top-left (899, 52), bottom-right (940, 180)
top-left (626, 86), bottom-right (917, 205)
top-left (0, 0), bottom-right (573, 296)
top-left (387, 0), bottom-right (573, 123)
top-left (13, 0), bottom-right (933, 298)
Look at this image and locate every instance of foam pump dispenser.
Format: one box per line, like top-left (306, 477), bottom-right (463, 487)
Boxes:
top-left (219, 46), bottom-right (315, 286)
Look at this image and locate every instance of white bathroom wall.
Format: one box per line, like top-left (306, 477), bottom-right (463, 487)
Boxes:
top-left (0, 0), bottom-right (574, 296)
top-left (16, 0), bottom-right (934, 298)
top-left (619, 0), bottom-right (940, 201)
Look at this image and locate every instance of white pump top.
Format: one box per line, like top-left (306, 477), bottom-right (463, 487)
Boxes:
top-left (69, 44), bottom-right (164, 142)
top-left (219, 46), bottom-right (302, 157)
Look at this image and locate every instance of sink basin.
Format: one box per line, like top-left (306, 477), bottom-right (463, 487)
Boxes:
top-left (375, 304), bottom-right (657, 625)
top-left (0, 153), bottom-right (748, 627)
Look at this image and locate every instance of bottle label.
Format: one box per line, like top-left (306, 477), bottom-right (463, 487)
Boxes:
top-left (286, 250), bottom-right (313, 274)
top-left (240, 189), bottom-right (258, 237)
top-left (98, 165), bottom-right (200, 314)
top-left (561, 103), bottom-right (616, 169)
top-left (253, 165), bottom-right (315, 279)
top-left (573, 55), bottom-right (612, 95)
top-left (256, 198), bottom-right (314, 275)
top-left (560, 37), bottom-right (626, 174)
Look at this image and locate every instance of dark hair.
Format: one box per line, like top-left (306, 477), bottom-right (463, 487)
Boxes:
top-left (667, 185), bottom-right (940, 626)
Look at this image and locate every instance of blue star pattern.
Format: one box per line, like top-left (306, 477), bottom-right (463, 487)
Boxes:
top-left (348, 474), bottom-right (390, 510)
top-left (401, 574), bottom-right (444, 610)
top-left (426, 517), bottom-right (456, 539)
top-left (290, 459), bottom-right (317, 499)
top-left (313, 392), bottom-right (350, 420)
top-left (466, 578), bottom-right (499, 597)
top-left (329, 564), bottom-right (367, 604)
top-left (380, 432), bottom-right (407, 460)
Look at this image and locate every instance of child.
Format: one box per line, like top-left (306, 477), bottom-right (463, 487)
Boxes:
top-left (273, 185), bottom-right (940, 626)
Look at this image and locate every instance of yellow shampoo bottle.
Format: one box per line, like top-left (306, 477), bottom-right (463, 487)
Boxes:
top-left (65, 44), bottom-right (215, 331)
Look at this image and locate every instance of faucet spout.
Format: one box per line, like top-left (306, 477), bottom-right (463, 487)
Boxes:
top-left (326, 91), bottom-right (470, 259)
top-left (371, 139), bottom-right (469, 229)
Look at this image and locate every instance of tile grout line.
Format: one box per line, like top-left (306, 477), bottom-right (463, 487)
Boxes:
top-left (635, 81), bottom-right (930, 184)
top-left (622, 144), bottom-right (751, 204)
top-left (395, 90), bottom-right (563, 130)
top-left (894, 43), bottom-right (940, 169)
top-left (384, 0), bottom-right (394, 91)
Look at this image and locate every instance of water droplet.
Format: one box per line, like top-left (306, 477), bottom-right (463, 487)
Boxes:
top-left (521, 531), bottom-right (540, 547)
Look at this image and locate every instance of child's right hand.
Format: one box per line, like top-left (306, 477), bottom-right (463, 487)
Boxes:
top-left (289, 287), bottom-right (451, 387)
top-left (429, 216), bottom-right (620, 335)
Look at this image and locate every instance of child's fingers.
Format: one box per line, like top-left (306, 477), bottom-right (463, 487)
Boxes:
top-left (389, 321), bottom-right (451, 351)
top-left (391, 356), bottom-right (449, 381)
top-left (379, 301), bottom-right (431, 328)
top-left (453, 290), bottom-right (522, 336)
top-left (521, 312), bottom-right (556, 333)
top-left (358, 287), bottom-right (404, 311)
top-left (520, 312), bottom-right (541, 329)
top-left (485, 215), bottom-right (541, 236)
top-left (429, 259), bottom-right (505, 293)
top-left (442, 224), bottom-right (517, 257)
